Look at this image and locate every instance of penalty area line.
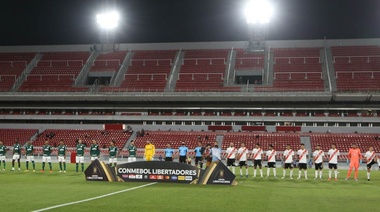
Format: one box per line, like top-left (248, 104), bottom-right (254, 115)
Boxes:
top-left (31, 182), bottom-right (157, 212)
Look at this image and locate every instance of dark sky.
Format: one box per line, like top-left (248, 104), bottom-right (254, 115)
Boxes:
top-left (1, 0), bottom-right (380, 46)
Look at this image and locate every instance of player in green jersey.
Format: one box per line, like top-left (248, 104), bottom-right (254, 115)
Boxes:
top-left (12, 139), bottom-right (22, 171)
top-left (41, 139), bottom-right (52, 172)
top-left (57, 140), bottom-right (67, 173)
top-left (0, 140), bottom-right (7, 171)
top-left (76, 139), bottom-right (86, 172)
top-left (24, 140), bottom-right (35, 172)
top-left (90, 139), bottom-right (100, 162)
top-left (127, 141), bottom-right (137, 163)
top-left (109, 140), bottom-right (118, 166)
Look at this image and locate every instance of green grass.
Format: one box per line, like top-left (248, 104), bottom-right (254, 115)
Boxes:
top-left (1, 163), bottom-right (379, 211)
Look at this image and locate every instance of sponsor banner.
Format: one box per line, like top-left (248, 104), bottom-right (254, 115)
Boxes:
top-left (84, 159), bottom-right (117, 182)
top-left (197, 161), bottom-right (236, 185)
top-left (85, 160), bottom-right (236, 185)
top-left (116, 161), bottom-right (201, 184)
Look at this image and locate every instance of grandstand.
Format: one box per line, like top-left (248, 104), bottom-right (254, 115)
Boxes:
top-left (266, 47), bottom-right (324, 92)
top-left (332, 46), bottom-right (380, 91)
top-left (176, 49), bottom-right (240, 92)
top-left (32, 129), bottom-right (131, 149)
top-left (0, 129), bottom-right (38, 145)
top-left (90, 51), bottom-right (127, 72)
top-left (0, 53), bottom-right (36, 92)
top-left (18, 52), bottom-right (90, 92)
top-left (0, 39), bottom-right (379, 163)
top-left (0, 40), bottom-right (379, 95)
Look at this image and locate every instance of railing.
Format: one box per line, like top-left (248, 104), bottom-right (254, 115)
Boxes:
top-left (75, 51), bottom-right (97, 86)
top-left (182, 58), bottom-right (226, 65)
top-left (16, 87), bottom-right (90, 93)
top-left (26, 74), bottom-right (76, 81)
top-left (90, 79), bottom-right (98, 92)
top-left (38, 60), bottom-right (84, 67)
top-left (93, 59), bottom-right (121, 66)
top-left (130, 59), bottom-right (173, 66)
top-left (11, 52), bottom-right (42, 91)
top-left (0, 75), bottom-right (17, 81)
top-left (236, 57), bottom-right (263, 64)
top-left (100, 87), bottom-right (242, 93)
top-left (178, 73), bottom-right (224, 80)
top-left (333, 55), bottom-right (380, 63)
top-left (250, 87), bottom-right (327, 92)
top-left (335, 71), bottom-right (380, 79)
top-left (226, 48), bottom-right (233, 85)
top-left (0, 61), bottom-right (27, 67)
top-left (124, 73), bottom-right (168, 80)
top-left (167, 50), bottom-right (182, 91)
top-left (274, 72), bottom-right (323, 80)
top-left (323, 44), bottom-right (332, 92)
top-left (274, 56), bottom-right (321, 64)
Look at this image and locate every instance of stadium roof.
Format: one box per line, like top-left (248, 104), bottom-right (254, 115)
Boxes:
top-left (1, 0), bottom-right (380, 46)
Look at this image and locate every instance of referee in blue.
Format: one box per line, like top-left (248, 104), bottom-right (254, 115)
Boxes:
top-left (178, 142), bottom-right (188, 163)
top-left (164, 143), bottom-right (174, 161)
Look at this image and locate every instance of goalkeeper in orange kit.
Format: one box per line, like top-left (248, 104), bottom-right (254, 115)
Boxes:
top-left (345, 144), bottom-right (362, 181)
top-left (144, 140), bottom-right (155, 161)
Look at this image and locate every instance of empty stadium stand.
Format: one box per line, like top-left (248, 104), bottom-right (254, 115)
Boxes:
top-left (133, 131), bottom-right (218, 149)
top-left (101, 50), bottom-right (176, 92)
top-left (310, 133), bottom-right (380, 152)
top-left (0, 53), bottom-right (36, 92)
top-left (90, 51), bottom-right (127, 72)
top-left (235, 49), bottom-right (265, 71)
top-left (32, 129), bottom-right (131, 149)
top-left (257, 48), bottom-right (324, 92)
top-left (19, 52), bottom-right (90, 92)
top-left (175, 49), bottom-right (241, 92)
top-left (222, 132), bottom-right (301, 151)
top-left (0, 129), bottom-right (38, 145)
top-left (331, 46), bottom-right (380, 91)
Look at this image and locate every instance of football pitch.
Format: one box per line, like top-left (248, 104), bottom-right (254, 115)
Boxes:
top-left (1, 163), bottom-right (378, 212)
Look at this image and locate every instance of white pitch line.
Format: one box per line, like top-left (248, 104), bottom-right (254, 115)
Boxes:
top-left (31, 182), bottom-right (157, 212)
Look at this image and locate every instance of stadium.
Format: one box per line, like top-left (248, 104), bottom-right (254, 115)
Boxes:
top-left (1, 0), bottom-right (380, 211)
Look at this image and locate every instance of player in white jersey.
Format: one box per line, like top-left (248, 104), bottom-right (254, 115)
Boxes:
top-left (282, 144), bottom-right (294, 179)
top-left (365, 146), bottom-right (377, 181)
top-left (252, 143), bottom-right (263, 178)
top-left (312, 144), bottom-right (325, 180)
top-left (225, 142), bottom-right (237, 174)
top-left (297, 143), bottom-right (309, 179)
top-left (265, 144), bottom-right (277, 178)
top-left (327, 144), bottom-right (340, 181)
top-left (237, 143), bottom-right (249, 178)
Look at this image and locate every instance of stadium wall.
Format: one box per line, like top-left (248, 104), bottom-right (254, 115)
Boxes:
top-left (1, 38), bottom-right (380, 52)
top-left (0, 123), bottom-right (379, 134)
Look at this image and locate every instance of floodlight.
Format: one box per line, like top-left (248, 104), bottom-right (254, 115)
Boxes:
top-left (244, 0), bottom-right (273, 24)
top-left (97, 11), bottom-right (120, 30)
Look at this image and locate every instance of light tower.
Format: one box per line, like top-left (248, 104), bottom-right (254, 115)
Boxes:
top-left (244, 0), bottom-right (273, 52)
top-left (96, 11), bottom-right (120, 52)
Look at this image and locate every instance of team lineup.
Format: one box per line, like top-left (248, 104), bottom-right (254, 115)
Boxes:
top-left (158, 141), bottom-right (379, 182)
top-left (0, 138), bottom-right (379, 181)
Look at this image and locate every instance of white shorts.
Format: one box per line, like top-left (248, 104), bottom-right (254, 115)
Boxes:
top-left (128, 157), bottom-right (136, 163)
top-left (0, 156), bottom-right (5, 160)
top-left (12, 154), bottom-right (20, 160)
top-left (42, 156), bottom-right (51, 163)
top-left (76, 156), bottom-right (84, 163)
top-left (91, 156), bottom-right (99, 161)
top-left (58, 156), bottom-right (66, 162)
top-left (26, 156), bottom-right (35, 162)
top-left (109, 157), bottom-right (117, 163)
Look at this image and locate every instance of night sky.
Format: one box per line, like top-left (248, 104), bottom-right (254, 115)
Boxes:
top-left (1, 0), bottom-right (380, 46)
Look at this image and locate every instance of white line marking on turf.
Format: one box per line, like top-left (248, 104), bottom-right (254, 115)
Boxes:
top-left (31, 182), bottom-right (157, 212)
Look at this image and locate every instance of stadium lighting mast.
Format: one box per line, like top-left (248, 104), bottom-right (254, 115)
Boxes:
top-left (96, 11), bottom-right (120, 52)
top-left (244, 0), bottom-right (273, 52)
